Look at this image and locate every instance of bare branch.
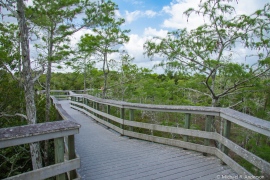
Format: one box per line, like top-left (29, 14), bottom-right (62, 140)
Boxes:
top-left (0, 112), bottom-right (28, 121)
top-left (0, 0), bottom-right (19, 18)
top-left (178, 88), bottom-right (212, 98)
top-left (217, 67), bottom-right (270, 98)
top-left (0, 63), bottom-right (20, 82)
top-left (228, 99), bottom-right (244, 108)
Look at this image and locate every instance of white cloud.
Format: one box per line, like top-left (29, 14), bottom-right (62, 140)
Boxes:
top-left (131, 1), bottom-right (143, 5)
top-left (145, 10), bottom-right (157, 18)
top-left (144, 27), bottom-right (168, 38)
top-left (121, 28), bottom-right (168, 74)
top-left (115, 10), bottom-right (122, 18)
top-left (162, 0), bottom-right (203, 30)
top-left (125, 10), bottom-right (157, 24)
top-left (162, 0), bottom-right (268, 30)
top-left (125, 10), bottom-right (142, 24)
top-left (70, 28), bottom-right (94, 48)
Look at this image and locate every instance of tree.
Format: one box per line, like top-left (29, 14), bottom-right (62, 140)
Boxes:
top-left (119, 52), bottom-right (136, 100)
top-left (144, 0), bottom-right (270, 107)
top-left (79, 0), bottom-right (130, 98)
top-left (27, 0), bottom-right (98, 165)
top-left (0, 0), bottom-right (43, 169)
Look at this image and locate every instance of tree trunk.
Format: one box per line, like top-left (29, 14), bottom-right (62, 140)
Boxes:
top-left (84, 58), bottom-right (86, 94)
top-left (44, 26), bottom-right (54, 166)
top-left (102, 53), bottom-right (108, 99)
top-left (44, 59), bottom-right (52, 166)
top-left (17, 0), bottom-right (43, 170)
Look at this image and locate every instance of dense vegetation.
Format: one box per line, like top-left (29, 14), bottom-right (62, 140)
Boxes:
top-left (0, 0), bottom-right (269, 178)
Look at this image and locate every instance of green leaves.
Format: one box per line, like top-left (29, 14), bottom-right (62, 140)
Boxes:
top-left (144, 0), bottom-right (270, 107)
top-left (0, 23), bottom-right (20, 71)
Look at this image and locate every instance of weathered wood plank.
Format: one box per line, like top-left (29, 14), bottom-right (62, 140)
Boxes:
top-left (71, 105), bottom-right (123, 134)
top-left (216, 133), bottom-right (270, 175)
top-left (221, 119), bottom-right (231, 155)
top-left (72, 93), bottom-right (270, 136)
top-left (4, 158), bottom-right (80, 180)
top-left (68, 92), bottom-right (270, 178)
top-left (54, 137), bottom-right (65, 180)
top-left (60, 100), bottom-right (239, 180)
top-left (81, 94), bottom-right (221, 115)
top-left (123, 130), bottom-right (216, 154)
top-left (68, 135), bottom-right (77, 179)
top-left (71, 102), bottom-right (123, 124)
top-left (215, 149), bottom-right (252, 177)
top-left (0, 121), bottom-right (80, 148)
top-left (221, 112), bottom-right (270, 137)
top-left (129, 109), bottom-right (134, 131)
top-left (184, 113), bottom-right (191, 142)
top-left (123, 120), bottom-right (216, 139)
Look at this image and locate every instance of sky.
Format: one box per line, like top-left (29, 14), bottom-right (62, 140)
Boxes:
top-left (69, 0), bottom-right (268, 73)
top-left (1, 0), bottom-right (269, 74)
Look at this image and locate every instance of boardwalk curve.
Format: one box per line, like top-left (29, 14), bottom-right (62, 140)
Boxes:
top-left (59, 100), bottom-right (238, 180)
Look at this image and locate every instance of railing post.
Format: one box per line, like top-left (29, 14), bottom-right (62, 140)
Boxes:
top-left (221, 119), bottom-right (231, 155)
top-left (68, 135), bottom-right (76, 179)
top-left (204, 115), bottom-right (213, 156)
top-left (129, 109), bottom-right (134, 131)
top-left (93, 102), bottom-right (97, 117)
top-left (54, 137), bottom-right (65, 180)
top-left (120, 108), bottom-right (125, 135)
top-left (183, 113), bottom-right (191, 142)
top-left (96, 102), bottom-right (100, 119)
top-left (107, 105), bottom-right (111, 123)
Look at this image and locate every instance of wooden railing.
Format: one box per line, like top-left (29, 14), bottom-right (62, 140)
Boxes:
top-left (0, 97), bottom-right (81, 180)
top-left (68, 91), bottom-right (270, 179)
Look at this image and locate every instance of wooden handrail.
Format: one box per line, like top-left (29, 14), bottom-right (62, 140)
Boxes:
top-left (0, 121), bottom-right (80, 180)
top-left (0, 96), bottom-right (81, 180)
top-left (67, 91), bottom-right (270, 178)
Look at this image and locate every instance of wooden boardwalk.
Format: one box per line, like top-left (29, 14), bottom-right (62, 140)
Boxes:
top-left (59, 100), bottom-right (239, 180)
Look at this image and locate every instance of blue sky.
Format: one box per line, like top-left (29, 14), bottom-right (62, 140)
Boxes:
top-left (1, 0), bottom-right (268, 73)
top-left (84, 0), bottom-right (267, 73)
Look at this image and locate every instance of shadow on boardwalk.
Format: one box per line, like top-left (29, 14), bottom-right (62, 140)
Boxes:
top-left (59, 100), bottom-right (238, 180)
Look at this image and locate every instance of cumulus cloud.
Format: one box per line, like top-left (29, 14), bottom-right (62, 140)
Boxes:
top-left (162, 0), bottom-right (267, 30)
top-left (162, 0), bottom-right (206, 30)
top-left (125, 10), bottom-right (157, 24)
top-left (122, 27), bottom-right (168, 73)
top-left (144, 27), bottom-right (168, 38)
top-left (70, 28), bottom-right (94, 48)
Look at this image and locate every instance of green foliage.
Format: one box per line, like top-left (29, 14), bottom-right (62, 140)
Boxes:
top-left (0, 23), bottom-right (20, 72)
top-left (0, 71), bottom-right (59, 179)
top-left (78, 0), bottom-right (130, 98)
top-left (144, 0), bottom-right (270, 107)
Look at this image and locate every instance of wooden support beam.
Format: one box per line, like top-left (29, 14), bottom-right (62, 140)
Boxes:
top-left (129, 109), bottom-right (134, 131)
top-left (54, 137), bottom-right (65, 180)
top-left (204, 115), bottom-right (213, 156)
top-left (120, 108), bottom-right (125, 134)
top-left (221, 119), bottom-right (231, 155)
top-left (183, 113), bottom-right (191, 142)
top-left (68, 135), bottom-right (77, 179)
top-left (96, 102), bottom-right (100, 119)
top-left (107, 105), bottom-right (111, 123)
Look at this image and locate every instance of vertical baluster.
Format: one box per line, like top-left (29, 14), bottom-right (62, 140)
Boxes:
top-left (221, 119), bottom-right (231, 155)
top-left (204, 115), bottom-right (213, 156)
top-left (183, 113), bottom-right (191, 142)
top-left (120, 108), bottom-right (125, 135)
top-left (68, 135), bottom-right (76, 179)
top-left (93, 102), bottom-right (97, 117)
top-left (96, 102), bottom-right (100, 119)
top-left (129, 109), bottom-right (134, 132)
top-left (54, 137), bottom-right (65, 180)
top-left (107, 105), bottom-right (111, 123)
